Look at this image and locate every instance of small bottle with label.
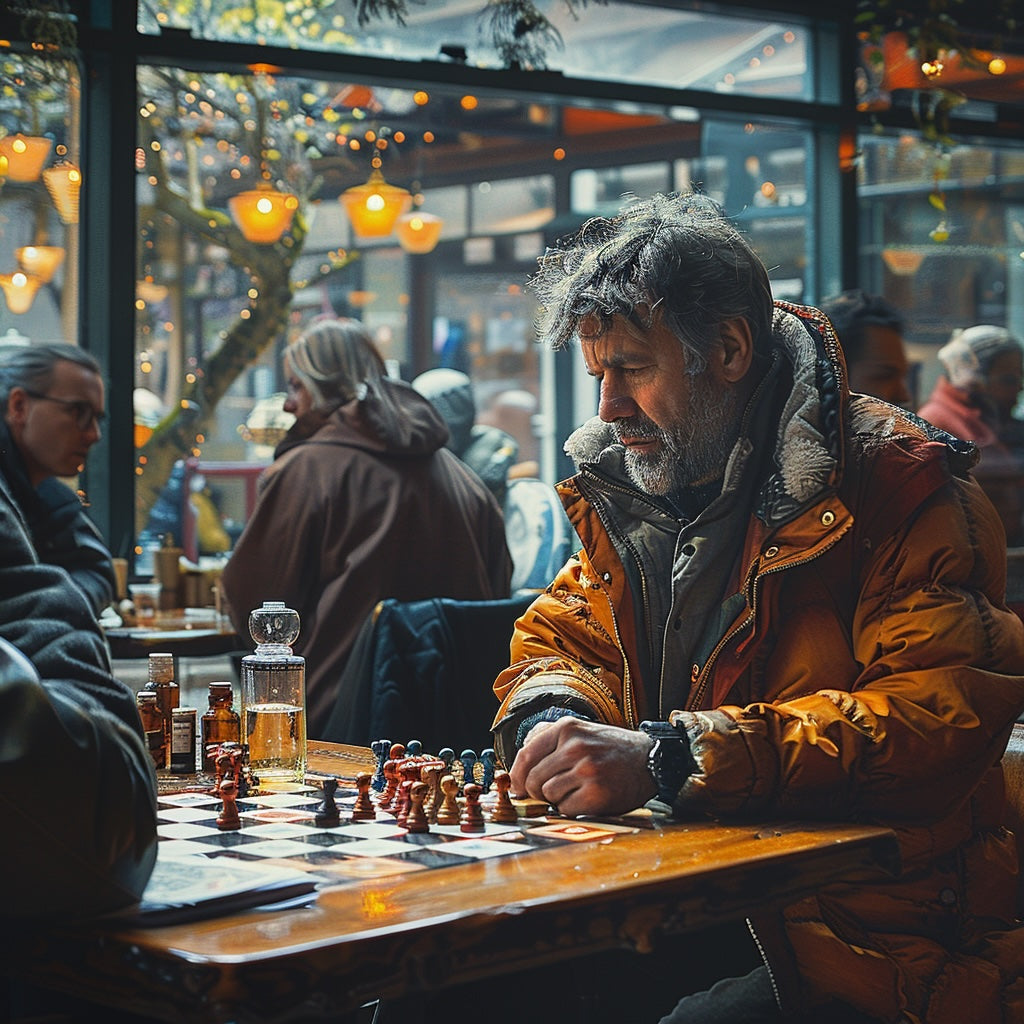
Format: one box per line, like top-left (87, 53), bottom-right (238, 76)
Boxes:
top-left (136, 690), bottom-right (166, 770)
top-left (201, 681), bottom-right (241, 772)
top-left (170, 707), bottom-right (198, 774)
top-left (148, 652), bottom-right (179, 769)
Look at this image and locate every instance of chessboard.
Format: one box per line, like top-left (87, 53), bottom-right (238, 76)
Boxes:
top-left (154, 742), bottom-right (640, 892)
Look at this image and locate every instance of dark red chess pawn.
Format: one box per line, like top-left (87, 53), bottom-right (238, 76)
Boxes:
top-left (460, 782), bottom-right (485, 833)
top-left (379, 759), bottom-right (400, 809)
top-left (395, 779), bottom-right (416, 828)
top-left (351, 772), bottom-right (377, 821)
top-left (216, 777), bottom-right (241, 831)
top-left (405, 781), bottom-right (430, 834)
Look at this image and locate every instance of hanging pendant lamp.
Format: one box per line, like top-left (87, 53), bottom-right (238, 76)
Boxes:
top-left (0, 134), bottom-right (52, 182)
top-left (43, 162), bottom-right (82, 223)
top-left (16, 245), bottom-right (65, 283)
top-left (341, 167), bottom-right (412, 238)
top-left (228, 183), bottom-right (299, 244)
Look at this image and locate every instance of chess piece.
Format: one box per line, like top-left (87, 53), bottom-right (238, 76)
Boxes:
top-left (438, 747), bottom-right (455, 775)
top-left (480, 749), bottom-right (498, 793)
top-left (436, 774), bottom-right (461, 826)
top-left (351, 772), bottom-right (377, 821)
top-left (460, 782), bottom-right (485, 832)
top-left (460, 749), bottom-right (478, 791)
top-left (405, 739), bottom-right (423, 759)
top-left (370, 739), bottom-right (391, 792)
top-left (489, 770), bottom-right (519, 824)
top-left (216, 778), bottom-right (241, 831)
top-left (395, 780), bottom-right (414, 828)
top-left (315, 777), bottom-right (341, 827)
top-left (421, 764), bottom-right (441, 823)
top-left (379, 758), bottom-right (400, 809)
top-left (405, 781), bottom-right (430, 833)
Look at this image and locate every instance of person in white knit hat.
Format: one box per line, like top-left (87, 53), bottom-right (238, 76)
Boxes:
top-left (918, 324), bottom-right (1024, 544)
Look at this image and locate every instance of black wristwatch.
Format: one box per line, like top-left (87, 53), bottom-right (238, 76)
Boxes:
top-left (639, 720), bottom-right (693, 805)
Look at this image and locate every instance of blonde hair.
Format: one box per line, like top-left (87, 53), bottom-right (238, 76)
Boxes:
top-left (284, 319), bottom-right (386, 409)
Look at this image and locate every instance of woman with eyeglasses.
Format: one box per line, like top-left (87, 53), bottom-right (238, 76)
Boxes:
top-left (0, 342), bottom-right (116, 615)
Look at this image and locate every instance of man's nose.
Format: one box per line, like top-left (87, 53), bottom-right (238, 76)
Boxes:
top-left (598, 386), bottom-right (636, 422)
top-left (282, 395), bottom-right (297, 414)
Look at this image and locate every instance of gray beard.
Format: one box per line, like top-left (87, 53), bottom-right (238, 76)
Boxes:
top-left (617, 374), bottom-right (739, 497)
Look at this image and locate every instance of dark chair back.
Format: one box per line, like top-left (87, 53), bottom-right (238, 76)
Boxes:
top-left (1002, 721), bottom-right (1024, 917)
top-left (320, 592), bottom-right (537, 755)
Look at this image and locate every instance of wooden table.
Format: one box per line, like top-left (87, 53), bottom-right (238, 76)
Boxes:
top-left (104, 610), bottom-right (246, 660)
top-left (16, 744), bottom-right (900, 1024)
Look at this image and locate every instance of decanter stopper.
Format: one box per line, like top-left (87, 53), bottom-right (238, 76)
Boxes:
top-left (248, 600), bottom-right (300, 655)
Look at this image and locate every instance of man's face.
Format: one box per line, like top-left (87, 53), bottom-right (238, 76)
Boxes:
top-left (5, 359), bottom-right (105, 486)
top-left (580, 315), bottom-right (740, 497)
top-left (983, 348), bottom-right (1023, 421)
top-left (847, 325), bottom-right (911, 406)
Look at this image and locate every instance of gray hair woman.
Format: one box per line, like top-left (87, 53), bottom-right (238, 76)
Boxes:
top-left (221, 317), bottom-right (512, 739)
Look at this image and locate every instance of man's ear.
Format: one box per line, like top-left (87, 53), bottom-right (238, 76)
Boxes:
top-left (5, 387), bottom-right (28, 426)
top-left (717, 318), bottom-right (754, 383)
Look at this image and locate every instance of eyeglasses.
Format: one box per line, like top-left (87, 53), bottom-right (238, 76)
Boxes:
top-left (22, 389), bottom-right (105, 430)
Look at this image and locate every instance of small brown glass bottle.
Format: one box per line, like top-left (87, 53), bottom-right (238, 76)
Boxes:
top-left (201, 681), bottom-right (241, 773)
top-left (136, 689), bottom-right (166, 770)
top-left (148, 652), bottom-right (179, 769)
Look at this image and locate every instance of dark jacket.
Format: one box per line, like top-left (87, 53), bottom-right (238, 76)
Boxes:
top-left (223, 378), bottom-right (513, 737)
top-left (0, 419), bottom-right (117, 615)
top-left (494, 303), bottom-right (1024, 1022)
top-left (0, 472), bottom-right (157, 920)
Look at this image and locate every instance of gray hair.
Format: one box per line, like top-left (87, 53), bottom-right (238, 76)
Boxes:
top-left (528, 191), bottom-right (774, 373)
top-left (0, 343), bottom-right (102, 405)
top-left (284, 319), bottom-right (386, 409)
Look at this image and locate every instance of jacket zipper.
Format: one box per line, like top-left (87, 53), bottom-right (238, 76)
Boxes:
top-left (577, 469), bottom-right (683, 725)
top-left (746, 919), bottom-right (783, 1012)
top-left (687, 529), bottom-right (846, 710)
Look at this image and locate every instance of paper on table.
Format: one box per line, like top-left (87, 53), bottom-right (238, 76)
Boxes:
top-left (110, 850), bottom-right (319, 926)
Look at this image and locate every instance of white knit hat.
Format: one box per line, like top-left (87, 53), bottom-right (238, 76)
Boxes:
top-left (937, 325), bottom-right (1022, 389)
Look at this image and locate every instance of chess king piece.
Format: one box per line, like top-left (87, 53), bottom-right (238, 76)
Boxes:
top-left (240, 602), bottom-right (307, 782)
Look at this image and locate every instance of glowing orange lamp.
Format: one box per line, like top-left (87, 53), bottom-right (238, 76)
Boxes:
top-left (396, 210), bottom-right (443, 254)
top-left (341, 168), bottom-right (412, 238)
top-left (228, 184), bottom-right (299, 243)
top-left (0, 134), bottom-right (52, 182)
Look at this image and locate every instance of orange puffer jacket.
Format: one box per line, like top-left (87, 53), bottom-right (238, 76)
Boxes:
top-left (493, 303), bottom-right (1024, 1023)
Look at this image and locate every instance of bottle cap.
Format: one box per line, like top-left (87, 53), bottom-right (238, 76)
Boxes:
top-left (147, 652), bottom-right (175, 684)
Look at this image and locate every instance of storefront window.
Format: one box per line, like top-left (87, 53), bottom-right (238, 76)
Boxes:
top-left (858, 129), bottom-right (1024, 403)
top-left (137, 1), bottom-right (814, 101)
top-left (0, 51), bottom-right (79, 350)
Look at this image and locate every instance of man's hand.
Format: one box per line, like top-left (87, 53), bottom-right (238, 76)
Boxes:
top-left (508, 716), bottom-right (655, 817)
